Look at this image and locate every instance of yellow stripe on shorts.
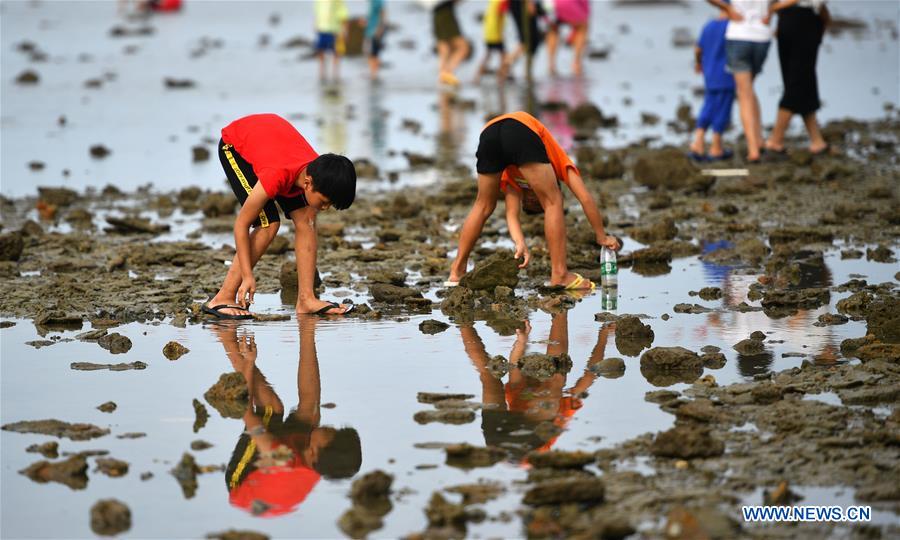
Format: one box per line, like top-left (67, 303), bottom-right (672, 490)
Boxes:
top-left (229, 405), bottom-right (275, 489)
top-left (222, 144), bottom-right (269, 228)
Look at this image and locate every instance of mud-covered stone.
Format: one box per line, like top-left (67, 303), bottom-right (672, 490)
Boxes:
top-left (206, 531), bottom-right (269, 540)
top-left (2, 419), bottom-right (110, 440)
top-left (90, 499), bottom-right (131, 536)
top-left (526, 450), bottom-right (595, 469)
top-left (733, 338), bottom-right (765, 356)
top-left (459, 252), bottom-right (520, 290)
top-left (26, 441), bottom-right (59, 458)
top-left (631, 218), bottom-right (677, 244)
top-left (0, 232), bottom-right (24, 261)
top-left (369, 283), bottom-right (422, 304)
top-left (95, 457), bottom-right (129, 477)
top-left (97, 401), bottom-right (117, 413)
top-left (523, 477), bottom-right (606, 506)
top-left (170, 452), bottom-right (200, 499)
top-left (414, 409), bottom-right (476, 425)
top-left (417, 392), bottom-right (475, 404)
top-left (163, 340), bottom-right (190, 360)
top-left (204, 372), bottom-right (249, 418)
top-left (97, 332), bottom-right (132, 354)
top-left (590, 357), bottom-right (625, 377)
top-left (632, 147), bottom-right (710, 191)
top-left (651, 426), bottom-right (724, 458)
top-left (445, 444), bottom-right (507, 468)
top-left (419, 319), bottom-right (450, 334)
top-left (518, 353), bottom-right (572, 380)
top-left (20, 455), bottom-right (88, 489)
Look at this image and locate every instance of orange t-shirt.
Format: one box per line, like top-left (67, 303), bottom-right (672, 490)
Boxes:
top-left (482, 111), bottom-right (580, 193)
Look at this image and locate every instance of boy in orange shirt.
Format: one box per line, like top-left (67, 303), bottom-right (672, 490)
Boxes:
top-left (448, 111), bottom-right (619, 289)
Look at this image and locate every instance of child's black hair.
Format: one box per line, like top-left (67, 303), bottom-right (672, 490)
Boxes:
top-left (307, 154), bottom-right (356, 210)
top-left (314, 426), bottom-right (362, 479)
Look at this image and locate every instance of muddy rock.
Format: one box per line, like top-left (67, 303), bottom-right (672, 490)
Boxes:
top-left (673, 303), bottom-right (714, 314)
top-left (0, 232), bottom-right (24, 261)
top-left (71, 361), bottom-right (147, 371)
top-left (590, 357), bottom-right (626, 377)
top-left (733, 338), bottom-right (765, 356)
top-left (164, 77), bottom-right (196, 89)
top-left (523, 477), bottom-right (606, 506)
top-left (526, 450), bottom-right (595, 469)
top-left (615, 315), bottom-right (654, 338)
top-left (768, 227), bottom-right (834, 246)
top-left (419, 319), bottom-right (450, 334)
top-left (674, 398), bottom-right (722, 423)
top-left (200, 193), bottom-right (236, 217)
top-left (171, 452), bottom-right (200, 499)
top-left (424, 492), bottom-right (469, 533)
top-left (26, 441), bottom-right (59, 458)
top-left (204, 372), bottom-right (249, 419)
top-left (414, 409), bottom-right (475, 425)
top-left (640, 347), bottom-right (702, 370)
top-left (97, 332), bottom-right (132, 354)
top-left (518, 353), bottom-right (572, 380)
top-left (815, 313), bottom-right (848, 326)
top-left (192, 398), bottom-right (209, 433)
top-left (697, 287), bottom-right (723, 300)
top-left (631, 218), bottom-right (677, 244)
top-left (339, 506), bottom-right (386, 539)
top-left (97, 401), bottom-right (117, 413)
top-left (2, 419), bottom-right (110, 440)
top-left (90, 499), bottom-right (131, 536)
top-left (761, 288), bottom-right (830, 312)
top-left (701, 352), bottom-right (727, 369)
top-left (620, 245), bottom-right (672, 264)
top-left (567, 102), bottom-right (616, 132)
top-left (206, 531), bottom-right (269, 540)
top-left (865, 295), bottom-right (900, 343)
top-left (95, 457), bottom-right (129, 477)
top-left (89, 144), bottom-right (111, 159)
top-left (835, 290), bottom-right (873, 318)
top-left (445, 443), bottom-right (507, 468)
top-left (105, 216), bottom-right (169, 234)
top-left (20, 455), bottom-right (88, 489)
top-left (163, 340), bottom-right (190, 360)
top-left (21, 219), bottom-right (44, 237)
top-left (417, 392), bottom-right (475, 404)
top-left (866, 245), bottom-right (895, 263)
top-left (15, 69), bottom-right (40, 84)
top-left (651, 425), bottom-right (724, 459)
top-left (632, 148), bottom-right (710, 191)
top-left (458, 252), bottom-right (519, 290)
top-left (369, 283), bottom-right (423, 304)
top-left (350, 469), bottom-right (393, 503)
top-left (487, 354), bottom-right (510, 378)
top-left (446, 482), bottom-right (505, 505)
top-left (366, 269), bottom-right (406, 286)
top-left (191, 145), bottom-right (210, 163)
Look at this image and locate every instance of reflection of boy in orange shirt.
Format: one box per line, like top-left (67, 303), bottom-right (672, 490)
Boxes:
top-left (213, 319), bottom-right (361, 517)
top-left (448, 111), bottom-right (620, 290)
top-left (460, 311), bottom-right (613, 459)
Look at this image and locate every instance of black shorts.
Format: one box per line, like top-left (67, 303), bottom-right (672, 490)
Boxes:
top-left (218, 139), bottom-right (307, 228)
top-left (476, 119), bottom-right (549, 175)
top-left (368, 35), bottom-right (383, 57)
top-left (485, 41), bottom-right (505, 52)
top-left (433, 1), bottom-right (462, 42)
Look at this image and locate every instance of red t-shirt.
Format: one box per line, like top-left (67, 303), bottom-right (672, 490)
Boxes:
top-left (221, 114), bottom-right (319, 199)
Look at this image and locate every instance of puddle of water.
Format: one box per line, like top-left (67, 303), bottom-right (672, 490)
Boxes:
top-left (2, 244), bottom-right (896, 537)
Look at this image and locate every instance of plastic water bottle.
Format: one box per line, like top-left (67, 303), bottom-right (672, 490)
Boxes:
top-left (600, 247), bottom-right (618, 288)
top-left (601, 287), bottom-right (618, 311)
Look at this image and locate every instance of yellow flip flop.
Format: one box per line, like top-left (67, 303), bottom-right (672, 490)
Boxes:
top-left (564, 273), bottom-right (595, 291)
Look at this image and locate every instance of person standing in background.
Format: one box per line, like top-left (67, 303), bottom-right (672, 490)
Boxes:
top-left (473, 0), bottom-right (507, 84)
top-left (709, 0), bottom-right (772, 163)
top-left (546, 0), bottom-right (590, 77)
top-left (432, 0), bottom-right (470, 86)
top-left (365, 0), bottom-right (387, 80)
top-left (764, 0), bottom-right (831, 155)
top-left (500, 0), bottom-right (545, 81)
top-left (689, 4), bottom-right (736, 161)
top-left (314, 0), bottom-right (349, 82)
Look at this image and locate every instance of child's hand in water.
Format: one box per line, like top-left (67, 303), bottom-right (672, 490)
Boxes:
top-left (514, 242), bottom-right (531, 268)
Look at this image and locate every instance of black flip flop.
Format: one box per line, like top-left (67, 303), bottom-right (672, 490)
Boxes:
top-left (313, 300), bottom-right (355, 316)
top-left (202, 304), bottom-right (253, 320)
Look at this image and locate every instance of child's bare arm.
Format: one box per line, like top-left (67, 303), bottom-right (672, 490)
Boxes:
top-left (694, 45), bottom-right (703, 74)
top-left (504, 189), bottom-right (531, 268)
top-left (565, 169), bottom-right (619, 250)
top-left (234, 183), bottom-right (270, 307)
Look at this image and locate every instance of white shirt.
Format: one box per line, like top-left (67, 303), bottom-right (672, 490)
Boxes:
top-left (725, 0), bottom-right (774, 43)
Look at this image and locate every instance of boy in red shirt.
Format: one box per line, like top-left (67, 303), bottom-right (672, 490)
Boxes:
top-left (203, 113), bottom-right (356, 319)
top-left (448, 111), bottom-right (619, 290)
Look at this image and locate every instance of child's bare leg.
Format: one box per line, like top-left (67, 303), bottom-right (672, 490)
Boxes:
top-left (445, 35), bottom-right (470, 74)
top-left (473, 52), bottom-right (490, 83)
top-left (318, 51), bottom-right (326, 80)
top-left (710, 131), bottom-right (724, 156)
top-left (571, 24), bottom-right (587, 76)
top-left (208, 222), bottom-right (281, 315)
top-left (546, 26), bottom-right (559, 75)
top-left (449, 173), bottom-right (501, 281)
top-left (437, 41), bottom-right (450, 74)
top-left (332, 53), bottom-right (340, 81)
top-left (459, 325), bottom-right (506, 406)
top-left (519, 162), bottom-right (585, 287)
top-left (690, 127), bottom-right (706, 155)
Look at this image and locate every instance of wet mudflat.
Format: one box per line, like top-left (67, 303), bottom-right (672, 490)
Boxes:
top-left (2, 0), bottom-right (900, 538)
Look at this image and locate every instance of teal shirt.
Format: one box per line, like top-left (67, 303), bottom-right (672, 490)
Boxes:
top-left (365, 0), bottom-right (384, 38)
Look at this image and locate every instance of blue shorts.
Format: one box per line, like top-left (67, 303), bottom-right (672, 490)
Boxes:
top-left (316, 32), bottom-right (336, 52)
top-left (725, 40), bottom-right (770, 76)
top-left (696, 89), bottom-right (735, 134)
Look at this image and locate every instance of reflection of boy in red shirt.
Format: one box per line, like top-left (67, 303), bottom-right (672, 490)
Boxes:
top-left (214, 318), bottom-right (361, 517)
top-left (459, 311), bottom-right (613, 460)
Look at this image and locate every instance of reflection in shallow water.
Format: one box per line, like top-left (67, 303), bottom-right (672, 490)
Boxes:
top-left (460, 310), bottom-right (611, 460)
top-left (210, 318), bottom-right (361, 518)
